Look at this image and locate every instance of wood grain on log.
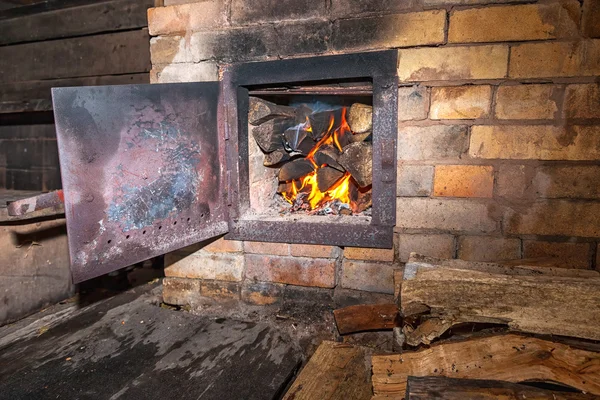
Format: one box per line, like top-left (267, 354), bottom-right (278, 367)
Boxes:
top-left (263, 150), bottom-right (290, 167)
top-left (248, 97), bottom-right (295, 126)
top-left (334, 303), bottom-right (399, 335)
top-left (405, 376), bottom-right (599, 400)
top-left (252, 119), bottom-right (288, 153)
top-left (309, 109), bottom-right (342, 140)
top-left (339, 142), bottom-right (372, 187)
top-left (372, 334), bottom-right (600, 396)
top-left (401, 254), bottom-right (600, 345)
top-left (278, 159), bottom-right (314, 182)
top-left (283, 341), bottom-right (372, 400)
top-left (314, 146), bottom-right (344, 171)
top-left (317, 166), bottom-right (344, 192)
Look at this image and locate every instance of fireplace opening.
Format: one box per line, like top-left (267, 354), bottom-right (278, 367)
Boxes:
top-left (246, 82), bottom-right (374, 219)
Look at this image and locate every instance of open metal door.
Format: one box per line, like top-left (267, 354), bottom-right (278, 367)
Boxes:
top-left (52, 83), bottom-right (228, 283)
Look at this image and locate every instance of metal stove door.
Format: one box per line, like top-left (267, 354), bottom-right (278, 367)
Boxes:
top-left (52, 83), bottom-right (228, 283)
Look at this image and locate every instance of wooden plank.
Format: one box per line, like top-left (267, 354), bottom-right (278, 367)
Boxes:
top-left (400, 254), bottom-right (600, 345)
top-left (0, 29), bottom-right (150, 83)
top-left (283, 341), bottom-right (372, 400)
top-left (0, 0), bottom-right (154, 45)
top-left (0, 73), bottom-right (149, 104)
top-left (405, 376), bottom-right (600, 400)
top-left (372, 334), bottom-right (600, 397)
top-left (334, 304), bottom-right (399, 335)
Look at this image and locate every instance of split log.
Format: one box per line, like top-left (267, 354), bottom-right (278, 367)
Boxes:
top-left (349, 181), bottom-right (372, 213)
top-left (283, 341), bottom-right (371, 400)
top-left (309, 109), bottom-right (343, 140)
top-left (284, 126), bottom-right (316, 154)
top-left (338, 142), bottom-right (372, 187)
top-left (348, 103), bottom-right (372, 133)
top-left (263, 150), bottom-right (290, 167)
top-left (294, 104), bottom-right (313, 124)
top-left (314, 146), bottom-right (344, 171)
top-left (371, 334), bottom-right (600, 396)
top-left (405, 376), bottom-right (599, 400)
top-left (334, 303), bottom-right (399, 335)
top-left (251, 119), bottom-right (288, 153)
top-left (278, 158), bottom-right (314, 182)
top-left (317, 166), bottom-right (344, 192)
top-left (248, 97), bottom-right (296, 126)
top-left (349, 131), bottom-right (372, 144)
top-left (401, 254), bottom-right (600, 346)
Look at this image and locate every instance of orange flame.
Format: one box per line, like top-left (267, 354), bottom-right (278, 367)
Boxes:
top-left (281, 107), bottom-right (354, 210)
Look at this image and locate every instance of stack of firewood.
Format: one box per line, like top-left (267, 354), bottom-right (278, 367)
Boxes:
top-left (289, 254), bottom-right (600, 399)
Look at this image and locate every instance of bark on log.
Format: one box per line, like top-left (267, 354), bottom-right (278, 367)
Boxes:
top-left (317, 166), bottom-right (344, 192)
top-left (334, 303), bottom-right (400, 335)
top-left (308, 109), bottom-right (342, 140)
top-left (338, 142), bottom-right (372, 187)
top-left (314, 146), bottom-right (344, 171)
top-left (283, 341), bottom-right (372, 400)
top-left (263, 150), bottom-right (290, 167)
top-left (278, 159), bottom-right (314, 182)
top-left (372, 334), bottom-right (600, 397)
top-left (248, 97), bottom-right (296, 126)
top-left (348, 103), bottom-right (372, 133)
top-left (405, 376), bottom-right (599, 400)
top-left (251, 118), bottom-right (288, 153)
top-left (400, 254), bottom-right (600, 345)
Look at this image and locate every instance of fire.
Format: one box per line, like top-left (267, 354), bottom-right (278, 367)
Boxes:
top-left (281, 107), bottom-right (353, 210)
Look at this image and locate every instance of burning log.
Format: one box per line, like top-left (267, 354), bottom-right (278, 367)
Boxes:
top-left (316, 166), bottom-right (344, 192)
top-left (349, 181), bottom-right (372, 214)
top-left (348, 131), bottom-right (371, 144)
top-left (263, 150), bottom-right (290, 167)
top-left (338, 142), bottom-right (372, 187)
top-left (314, 146), bottom-right (344, 171)
top-left (252, 118), bottom-right (289, 153)
top-left (248, 97), bottom-right (296, 125)
top-left (283, 126), bottom-right (316, 154)
top-left (278, 158), bottom-right (314, 182)
top-left (347, 103), bottom-right (372, 133)
top-left (308, 109), bottom-right (343, 140)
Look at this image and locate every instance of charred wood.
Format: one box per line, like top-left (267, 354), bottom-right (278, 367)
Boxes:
top-left (248, 97), bottom-right (295, 126)
top-left (251, 118), bottom-right (289, 153)
top-left (316, 166), bottom-right (344, 192)
top-left (314, 146), bottom-right (344, 171)
top-left (278, 158), bottom-right (314, 182)
top-left (338, 142), bottom-right (372, 187)
top-left (264, 150), bottom-right (290, 167)
top-left (308, 109), bottom-right (342, 140)
top-left (349, 181), bottom-right (372, 213)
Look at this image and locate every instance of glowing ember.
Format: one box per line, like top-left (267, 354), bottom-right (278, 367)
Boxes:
top-left (281, 107), bottom-right (355, 210)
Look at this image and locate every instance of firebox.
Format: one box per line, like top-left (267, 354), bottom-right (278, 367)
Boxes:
top-left (51, 50), bottom-right (398, 282)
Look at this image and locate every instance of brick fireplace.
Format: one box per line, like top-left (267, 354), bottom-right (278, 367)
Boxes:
top-left (145, 0), bottom-right (600, 307)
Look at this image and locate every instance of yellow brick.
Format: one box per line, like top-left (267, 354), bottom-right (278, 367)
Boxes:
top-left (434, 165), bottom-right (494, 198)
top-left (523, 240), bottom-right (591, 269)
top-left (509, 40), bottom-right (600, 78)
top-left (565, 83), bottom-right (600, 119)
top-left (148, 2), bottom-right (228, 36)
top-left (448, 2), bottom-right (579, 43)
top-left (430, 86), bottom-right (491, 119)
top-left (290, 244), bottom-right (338, 258)
top-left (203, 238), bottom-right (243, 253)
top-left (398, 45), bottom-right (508, 82)
top-left (495, 84), bottom-right (559, 120)
top-left (150, 36), bottom-right (193, 65)
top-left (244, 241), bottom-right (289, 256)
top-left (344, 247), bottom-right (394, 262)
top-left (470, 125), bottom-right (600, 160)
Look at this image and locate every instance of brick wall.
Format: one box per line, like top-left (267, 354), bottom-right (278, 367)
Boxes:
top-left (147, 0), bottom-right (600, 307)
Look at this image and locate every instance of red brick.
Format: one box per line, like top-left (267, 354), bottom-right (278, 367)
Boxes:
top-left (434, 165), bottom-right (494, 198)
top-left (290, 244), bottom-right (339, 258)
top-left (342, 260), bottom-right (395, 294)
top-left (395, 233), bottom-right (455, 263)
top-left (523, 240), bottom-right (591, 269)
top-left (344, 247), bottom-right (394, 262)
top-left (244, 241), bottom-right (289, 256)
top-left (458, 236), bottom-right (521, 262)
top-left (583, 0), bottom-right (600, 38)
top-left (448, 2), bottom-right (579, 43)
top-left (245, 254), bottom-right (335, 288)
top-left (204, 238), bottom-right (243, 253)
top-left (504, 200), bottom-right (600, 237)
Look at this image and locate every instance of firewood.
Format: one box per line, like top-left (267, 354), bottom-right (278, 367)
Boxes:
top-left (263, 149), bottom-right (290, 167)
top-left (308, 109), bottom-right (342, 140)
top-left (248, 97), bottom-right (296, 125)
top-left (405, 376), bottom-right (599, 400)
top-left (338, 142), bottom-right (372, 187)
top-left (349, 180), bottom-right (372, 213)
top-left (400, 254), bottom-right (600, 346)
top-left (282, 341), bottom-right (371, 400)
top-left (316, 166), bottom-right (344, 192)
top-left (314, 146), bottom-right (344, 171)
top-left (371, 334), bottom-right (600, 396)
top-left (334, 303), bottom-right (400, 335)
top-left (252, 118), bottom-right (289, 153)
top-left (283, 126), bottom-right (317, 154)
top-left (294, 104), bottom-right (313, 124)
top-left (349, 131), bottom-right (371, 144)
top-left (277, 182), bottom-right (293, 194)
top-left (278, 158), bottom-right (314, 182)
top-left (348, 103), bottom-right (372, 133)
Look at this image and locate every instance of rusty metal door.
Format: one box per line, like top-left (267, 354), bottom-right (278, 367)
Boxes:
top-left (52, 83), bottom-right (228, 283)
